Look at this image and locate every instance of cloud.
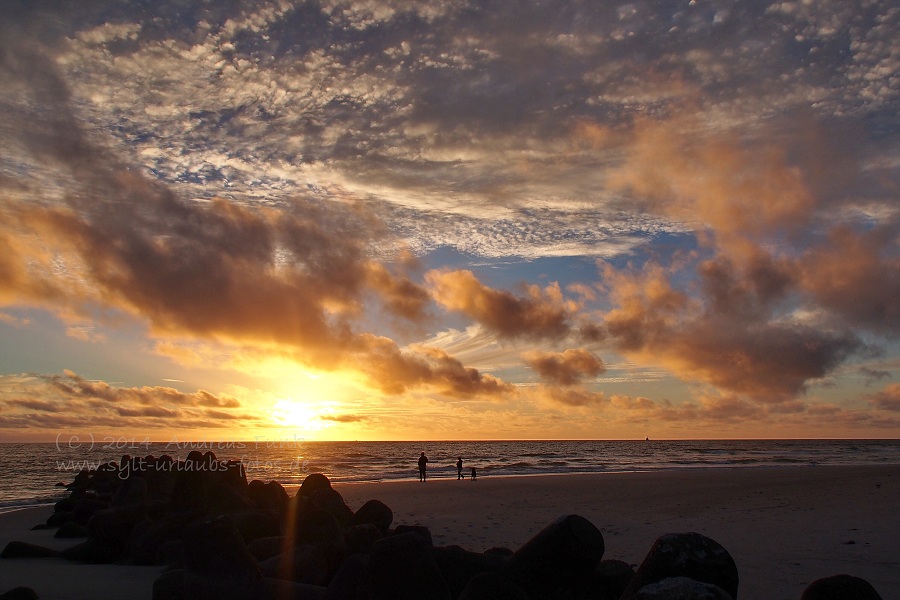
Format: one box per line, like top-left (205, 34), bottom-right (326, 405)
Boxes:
top-left (0, 371), bottom-right (256, 432)
top-left (522, 348), bottom-right (605, 386)
top-left (427, 269), bottom-right (576, 340)
top-left (866, 383), bottom-right (900, 411)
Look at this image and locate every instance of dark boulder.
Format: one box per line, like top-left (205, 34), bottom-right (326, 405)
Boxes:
top-left (258, 544), bottom-right (330, 585)
top-left (247, 536), bottom-right (286, 562)
top-left (344, 523), bottom-right (384, 555)
top-left (587, 559), bottom-right (635, 600)
top-left (54, 521), bottom-right (89, 538)
top-left (152, 568), bottom-right (183, 600)
top-left (248, 480), bottom-right (290, 512)
top-left (352, 499), bottom-right (393, 533)
top-left (392, 524), bottom-right (433, 546)
top-left (291, 506), bottom-right (345, 549)
top-left (458, 572), bottom-right (529, 600)
top-left (1, 541), bottom-right (60, 559)
top-left (369, 531), bottom-right (452, 600)
top-left (182, 514), bottom-right (262, 600)
top-left (61, 538), bottom-right (118, 564)
top-left (620, 533), bottom-right (739, 600)
top-left (324, 553), bottom-right (372, 600)
top-left (307, 487), bottom-right (354, 526)
top-left (432, 544), bottom-right (507, 599)
top-left (297, 473), bottom-right (332, 499)
top-left (503, 514), bottom-right (606, 600)
top-left (801, 574), bottom-right (883, 600)
top-left (633, 577), bottom-right (733, 600)
top-left (0, 587), bottom-right (39, 600)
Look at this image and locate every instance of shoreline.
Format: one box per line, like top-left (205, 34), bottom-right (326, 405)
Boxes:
top-left (1, 465), bottom-right (898, 599)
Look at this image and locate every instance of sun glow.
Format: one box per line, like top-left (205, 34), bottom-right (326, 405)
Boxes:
top-left (271, 397), bottom-right (337, 431)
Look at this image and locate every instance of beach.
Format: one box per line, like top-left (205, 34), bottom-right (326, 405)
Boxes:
top-left (1, 465), bottom-right (898, 599)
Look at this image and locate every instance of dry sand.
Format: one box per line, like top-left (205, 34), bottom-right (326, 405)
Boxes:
top-left (1, 465), bottom-right (898, 600)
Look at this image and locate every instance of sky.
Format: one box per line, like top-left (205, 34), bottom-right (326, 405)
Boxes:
top-left (0, 0), bottom-right (898, 442)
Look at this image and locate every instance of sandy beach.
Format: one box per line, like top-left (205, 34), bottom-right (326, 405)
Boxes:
top-left (1, 465), bottom-right (898, 599)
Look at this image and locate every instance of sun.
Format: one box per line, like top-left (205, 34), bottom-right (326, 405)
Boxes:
top-left (271, 397), bottom-right (337, 431)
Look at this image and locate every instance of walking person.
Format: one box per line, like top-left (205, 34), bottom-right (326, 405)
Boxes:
top-left (457, 457), bottom-right (463, 480)
top-left (418, 451), bottom-right (428, 482)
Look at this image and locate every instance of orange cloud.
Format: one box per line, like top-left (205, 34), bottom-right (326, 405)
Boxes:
top-left (866, 383), bottom-right (900, 411)
top-left (427, 269), bottom-right (576, 340)
top-left (522, 348), bottom-right (605, 386)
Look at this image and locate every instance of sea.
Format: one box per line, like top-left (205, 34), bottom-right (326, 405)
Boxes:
top-left (1, 439), bottom-right (899, 511)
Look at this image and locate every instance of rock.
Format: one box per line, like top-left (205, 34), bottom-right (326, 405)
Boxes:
top-left (369, 531), bottom-right (452, 600)
top-left (307, 487), bottom-right (354, 526)
top-left (247, 536), bottom-right (286, 562)
top-left (227, 508), bottom-right (282, 542)
top-left (0, 587), bottom-right (39, 600)
top-left (1, 541), bottom-right (61, 559)
top-left (182, 514), bottom-right (262, 600)
top-left (432, 545), bottom-right (507, 599)
top-left (633, 577), bottom-right (733, 600)
top-left (258, 544), bottom-right (330, 585)
top-left (151, 568), bottom-right (183, 600)
top-left (292, 506), bottom-right (345, 549)
top-left (503, 515), bottom-right (606, 600)
top-left (620, 533), bottom-right (739, 600)
top-left (61, 539), bottom-right (118, 564)
top-left (54, 521), bottom-right (89, 538)
top-left (352, 499), bottom-right (393, 533)
top-left (259, 579), bottom-right (328, 600)
top-left (587, 559), bottom-right (636, 600)
top-left (154, 540), bottom-right (184, 567)
top-left (45, 511), bottom-right (72, 527)
top-left (484, 547), bottom-right (514, 558)
top-left (801, 574), bottom-right (884, 600)
top-left (297, 474), bottom-right (332, 499)
top-left (458, 572), bottom-right (529, 600)
top-left (392, 524), bottom-right (433, 547)
top-left (344, 523), bottom-right (384, 555)
top-left (87, 507), bottom-right (144, 554)
top-left (71, 497), bottom-right (109, 525)
top-left (125, 512), bottom-right (192, 565)
top-left (248, 481), bottom-right (290, 512)
top-left (324, 553), bottom-right (372, 600)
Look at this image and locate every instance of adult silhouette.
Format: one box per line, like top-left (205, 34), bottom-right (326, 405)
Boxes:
top-left (418, 451), bottom-right (428, 482)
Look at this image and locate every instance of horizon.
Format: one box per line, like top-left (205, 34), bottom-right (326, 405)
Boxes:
top-left (1, 1), bottom-right (898, 441)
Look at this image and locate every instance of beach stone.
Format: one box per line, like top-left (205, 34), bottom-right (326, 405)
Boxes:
top-left (800, 574), bottom-right (884, 600)
top-left (633, 577), bottom-right (733, 600)
top-left (153, 539), bottom-right (184, 566)
top-left (297, 473), bottom-right (332, 498)
top-left (458, 572), bottom-right (529, 600)
top-left (87, 507), bottom-right (144, 553)
top-left (151, 568), bottom-right (184, 600)
top-left (248, 480), bottom-right (290, 512)
top-left (308, 487), bottom-right (354, 526)
top-left (228, 508), bottom-right (282, 542)
top-left (182, 514), bottom-right (262, 600)
top-left (369, 531), bottom-right (452, 600)
top-left (61, 538), bottom-right (118, 563)
top-left (484, 547), bottom-right (514, 558)
top-left (324, 553), bottom-right (373, 600)
top-left (620, 533), bottom-right (739, 600)
top-left (247, 536), bottom-right (287, 561)
top-left (433, 544), bottom-right (507, 599)
top-left (53, 521), bottom-right (88, 538)
top-left (260, 579), bottom-right (328, 600)
top-left (0, 587), bottom-right (39, 600)
top-left (45, 511), bottom-right (72, 527)
top-left (292, 505), bottom-right (345, 548)
top-left (344, 523), bottom-right (385, 554)
top-left (258, 544), bottom-right (330, 585)
top-left (71, 497), bottom-right (109, 525)
top-left (392, 524), bottom-right (433, 546)
top-left (587, 559), bottom-right (636, 600)
top-left (206, 483), bottom-right (254, 513)
top-left (353, 499), bottom-right (393, 533)
top-left (1, 541), bottom-right (60, 559)
top-left (125, 512), bottom-right (192, 565)
top-left (504, 514), bottom-right (606, 600)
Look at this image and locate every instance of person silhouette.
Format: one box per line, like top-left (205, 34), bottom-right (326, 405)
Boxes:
top-left (418, 451), bottom-right (428, 482)
top-left (457, 457), bottom-right (463, 480)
